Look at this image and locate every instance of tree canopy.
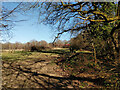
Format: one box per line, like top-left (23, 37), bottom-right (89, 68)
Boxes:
top-left (36, 2), bottom-right (119, 40)
top-left (1, 2), bottom-right (119, 43)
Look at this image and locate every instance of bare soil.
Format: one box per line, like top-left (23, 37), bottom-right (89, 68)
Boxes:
top-left (2, 51), bottom-right (104, 89)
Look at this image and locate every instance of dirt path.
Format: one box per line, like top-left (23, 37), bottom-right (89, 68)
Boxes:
top-left (2, 53), bottom-right (103, 89)
top-left (2, 53), bottom-right (70, 88)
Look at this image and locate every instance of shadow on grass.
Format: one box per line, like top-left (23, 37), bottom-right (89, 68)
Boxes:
top-left (2, 59), bottom-right (106, 89)
top-left (37, 49), bottom-right (70, 55)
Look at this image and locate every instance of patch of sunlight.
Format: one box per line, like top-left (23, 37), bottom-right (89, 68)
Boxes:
top-left (76, 50), bottom-right (93, 53)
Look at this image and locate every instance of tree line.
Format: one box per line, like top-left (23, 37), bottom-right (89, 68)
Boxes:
top-left (1, 39), bottom-right (69, 51)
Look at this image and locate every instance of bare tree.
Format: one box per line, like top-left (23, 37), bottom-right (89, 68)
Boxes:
top-left (0, 2), bottom-right (27, 41)
top-left (39, 40), bottom-right (48, 48)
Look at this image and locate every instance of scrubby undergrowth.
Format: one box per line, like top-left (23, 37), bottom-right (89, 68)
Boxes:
top-left (56, 52), bottom-right (120, 88)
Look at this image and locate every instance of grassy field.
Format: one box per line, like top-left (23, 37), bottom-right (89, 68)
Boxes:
top-left (2, 48), bottom-right (119, 89)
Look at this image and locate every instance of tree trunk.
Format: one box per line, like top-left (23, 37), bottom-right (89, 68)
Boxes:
top-left (92, 39), bottom-right (97, 64)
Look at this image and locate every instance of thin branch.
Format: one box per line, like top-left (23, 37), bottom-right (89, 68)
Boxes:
top-left (0, 2), bottom-right (22, 20)
top-left (52, 25), bottom-right (87, 44)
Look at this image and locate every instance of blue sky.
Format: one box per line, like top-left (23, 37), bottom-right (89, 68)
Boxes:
top-left (2, 2), bottom-right (71, 43)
